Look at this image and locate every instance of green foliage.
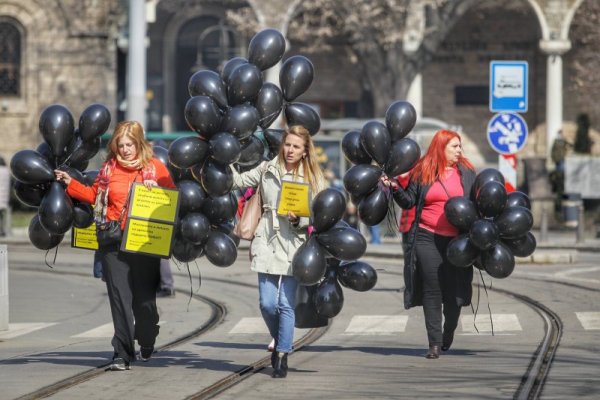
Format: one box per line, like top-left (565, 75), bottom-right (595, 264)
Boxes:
top-left (574, 113), bottom-right (592, 154)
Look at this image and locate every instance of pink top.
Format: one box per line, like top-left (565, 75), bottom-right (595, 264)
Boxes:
top-left (419, 167), bottom-right (463, 237)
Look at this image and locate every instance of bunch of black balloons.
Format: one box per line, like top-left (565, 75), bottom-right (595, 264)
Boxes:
top-left (163, 28), bottom-right (322, 267)
top-left (445, 168), bottom-right (536, 279)
top-left (10, 103), bottom-right (110, 250)
top-left (342, 101), bottom-right (421, 226)
top-left (292, 188), bottom-right (378, 320)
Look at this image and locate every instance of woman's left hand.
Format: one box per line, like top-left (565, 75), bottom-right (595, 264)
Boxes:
top-left (288, 211), bottom-right (299, 227)
top-left (143, 179), bottom-right (158, 190)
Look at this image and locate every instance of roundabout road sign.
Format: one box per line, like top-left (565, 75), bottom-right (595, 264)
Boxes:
top-left (487, 112), bottom-right (528, 154)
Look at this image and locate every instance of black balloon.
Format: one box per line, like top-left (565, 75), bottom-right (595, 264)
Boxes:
top-left (314, 269), bottom-right (344, 318)
top-left (82, 170), bottom-right (99, 186)
top-left (221, 104), bottom-right (260, 140)
top-left (292, 236), bottom-right (327, 285)
top-left (67, 134), bottom-right (101, 167)
top-left (204, 230), bottom-right (238, 267)
top-left (184, 96), bottom-right (222, 137)
top-left (39, 104), bottom-right (74, 158)
top-left (168, 164), bottom-right (194, 182)
top-left (248, 28), bottom-right (286, 70)
top-left (180, 212), bottom-right (210, 245)
top-left (473, 168), bottom-right (505, 197)
top-left (294, 284), bottom-right (329, 328)
top-left (198, 158), bottom-right (233, 197)
top-left (360, 121), bottom-right (391, 167)
top-left (384, 137), bottom-right (420, 177)
top-left (13, 181), bottom-right (49, 207)
top-left (446, 233), bottom-right (480, 268)
top-left (316, 226), bottom-right (367, 261)
top-left (38, 181), bottom-right (74, 235)
top-left (35, 142), bottom-right (55, 167)
top-left (72, 203), bottom-right (94, 228)
top-left (168, 135), bottom-right (209, 169)
top-left (502, 231), bottom-right (536, 257)
top-left (263, 128), bottom-right (284, 158)
top-left (177, 180), bottom-right (207, 215)
top-left (337, 261), bottom-right (377, 292)
top-left (57, 166), bottom-right (85, 186)
top-left (343, 164), bottom-right (381, 199)
top-left (342, 130), bottom-right (372, 165)
top-left (201, 193), bottom-right (237, 225)
top-left (444, 196), bottom-right (478, 232)
top-left (311, 188), bottom-right (346, 233)
top-left (482, 242), bottom-right (515, 279)
top-left (495, 206), bottom-right (534, 239)
top-left (78, 103), bottom-right (111, 142)
top-left (227, 62), bottom-right (263, 105)
top-left (469, 219), bottom-right (499, 250)
top-left (284, 103), bottom-right (320, 136)
top-left (385, 101), bottom-right (417, 141)
top-left (279, 55), bottom-right (314, 102)
top-left (28, 214), bottom-right (64, 250)
top-left (221, 57), bottom-right (248, 86)
top-left (188, 70), bottom-right (228, 109)
top-left (213, 221), bottom-right (241, 247)
top-left (358, 185), bottom-right (389, 226)
top-left (256, 83), bottom-right (283, 129)
top-left (476, 181), bottom-right (507, 218)
top-left (237, 135), bottom-right (265, 167)
top-left (209, 132), bottom-right (241, 164)
top-left (10, 150), bottom-right (55, 184)
top-left (506, 191), bottom-right (531, 210)
top-left (172, 236), bottom-right (204, 263)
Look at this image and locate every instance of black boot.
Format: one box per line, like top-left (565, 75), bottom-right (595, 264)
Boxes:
top-left (272, 353), bottom-right (288, 378)
top-left (270, 340), bottom-right (278, 368)
top-left (442, 331), bottom-right (454, 352)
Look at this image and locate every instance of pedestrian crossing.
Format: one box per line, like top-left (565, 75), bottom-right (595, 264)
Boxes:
top-left (1, 312), bottom-right (598, 340)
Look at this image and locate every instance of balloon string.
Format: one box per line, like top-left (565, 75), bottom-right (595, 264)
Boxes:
top-left (186, 261), bottom-right (193, 312)
top-left (257, 106), bottom-right (284, 126)
top-left (478, 269), bottom-right (495, 336)
top-left (195, 260), bottom-right (202, 292)
top-left (471, 270), bottom-right (481, 334)
top-left (44, 249), bottom-right (54, 269)
top-left (384, 189), bottom-right (401, 241)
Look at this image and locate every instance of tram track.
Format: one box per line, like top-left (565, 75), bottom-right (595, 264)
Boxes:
top-left (8, 263), bottom-right (330, 400)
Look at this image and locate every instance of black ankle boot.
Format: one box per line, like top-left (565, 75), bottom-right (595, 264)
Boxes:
top-left (270, 341), bottom-right (278, 368)
top-left (442, 331), bottom-right (454, 352)
top-left (272, 353), bottom-right (288, 378)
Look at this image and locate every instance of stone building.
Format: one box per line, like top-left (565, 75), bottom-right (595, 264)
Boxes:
top-left (0, 0), bottom-right (597, 167)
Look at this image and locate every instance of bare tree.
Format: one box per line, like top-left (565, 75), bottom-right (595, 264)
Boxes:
top-left (229, 0), bottom-right (478, 116)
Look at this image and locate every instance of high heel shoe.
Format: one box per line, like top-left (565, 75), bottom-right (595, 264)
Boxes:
top-left (272, 353), bottom-right (288, 378)
top-left (425, 345), bottom-right (440, 359)
top-left (442, 331), bottom-right (454, 352)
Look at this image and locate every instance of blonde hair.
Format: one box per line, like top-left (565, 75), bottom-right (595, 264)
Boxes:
top-left (106, 121), bottom-right (154, 168)
top-left (277, 125), bottom-right (327, 194)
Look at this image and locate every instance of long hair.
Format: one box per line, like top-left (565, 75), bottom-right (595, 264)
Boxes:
top-left (410, 129), bottom-right (474, 185)
top-left (277, 125), bottom-right (327, 193)
top-left (106, 121), bottom-right (154, 168)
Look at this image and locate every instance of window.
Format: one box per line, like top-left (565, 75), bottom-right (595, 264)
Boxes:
top-left (454, 85), bottom-right (488, 106)
top-left (0, 18), bottom-right (22, 96)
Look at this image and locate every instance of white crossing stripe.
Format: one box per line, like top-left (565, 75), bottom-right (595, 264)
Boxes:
top-left (229, 317), bottom-right (269, 334)
top-left (461, 314), bottom-right (522, 333)
top-left (0, 323), bottom-right (58, 339)
top-left (72, 320), bottom-right (167, 338)
top-left (344, 315), bottom-right (408, 335)
top-left (575, 312), bottom-right (600, 330)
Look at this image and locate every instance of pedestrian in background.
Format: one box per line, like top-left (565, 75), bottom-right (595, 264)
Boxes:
top-left (383, 129), bottom-right (476, 359)
top-left (55, 121), bottom-right (176, 371)
top-left (230, 125), bottom-right (327, 378)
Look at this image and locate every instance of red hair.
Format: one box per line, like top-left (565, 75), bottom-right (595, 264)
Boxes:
top-left (410, 129), bottom-right (474, 185)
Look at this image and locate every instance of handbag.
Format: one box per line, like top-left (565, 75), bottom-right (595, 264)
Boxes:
top-left (233, 189), bottom-right (262, 241)
top-left (96, 220), bottom-right (123, 246)
top-left (233, 162), bottom-right (267, 241)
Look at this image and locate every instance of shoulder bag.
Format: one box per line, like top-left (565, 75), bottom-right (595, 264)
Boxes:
top-left (233, 162), bottom-right (267, 241)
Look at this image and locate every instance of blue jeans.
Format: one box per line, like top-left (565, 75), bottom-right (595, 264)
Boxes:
top-left (258, 273), bottom-right (299, 353)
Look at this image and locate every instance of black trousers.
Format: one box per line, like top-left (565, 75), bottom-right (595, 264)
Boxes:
top-left (415, 228), bottom-right (461, 346)
top-left (99, 244), bottom-right (161, 363)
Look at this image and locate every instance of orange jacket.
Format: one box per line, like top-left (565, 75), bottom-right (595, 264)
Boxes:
top-left (67, 158), bottom-right (175, 229)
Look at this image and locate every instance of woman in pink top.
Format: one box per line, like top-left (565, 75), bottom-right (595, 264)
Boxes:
top-left (384, 130), bottom-right (476, 359)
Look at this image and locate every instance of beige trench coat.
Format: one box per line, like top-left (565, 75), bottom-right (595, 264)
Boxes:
top-left (231, 157), bottom-right (316, 276)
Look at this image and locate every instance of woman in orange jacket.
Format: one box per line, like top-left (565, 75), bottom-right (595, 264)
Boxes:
top-left (55, 121), bottom-right (175, 371)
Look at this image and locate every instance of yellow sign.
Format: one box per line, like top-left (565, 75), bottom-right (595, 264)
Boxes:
top-left (276, 181), bottom-right (311, 217)
top-left (72, 224), bottom-right (99, 251)
top-left (128, 183), bottom-right (180, 223)
top-left (122, 219), bottom-right (174, 258)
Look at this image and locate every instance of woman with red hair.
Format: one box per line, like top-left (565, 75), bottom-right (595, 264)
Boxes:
top-left (384, 129), bottom-right (476, 359)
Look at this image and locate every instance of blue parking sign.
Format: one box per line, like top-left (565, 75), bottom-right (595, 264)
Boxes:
top-left (490, 61), bottom-right (528, 112)
top-left (487, 113), bottom-right (528, 154)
